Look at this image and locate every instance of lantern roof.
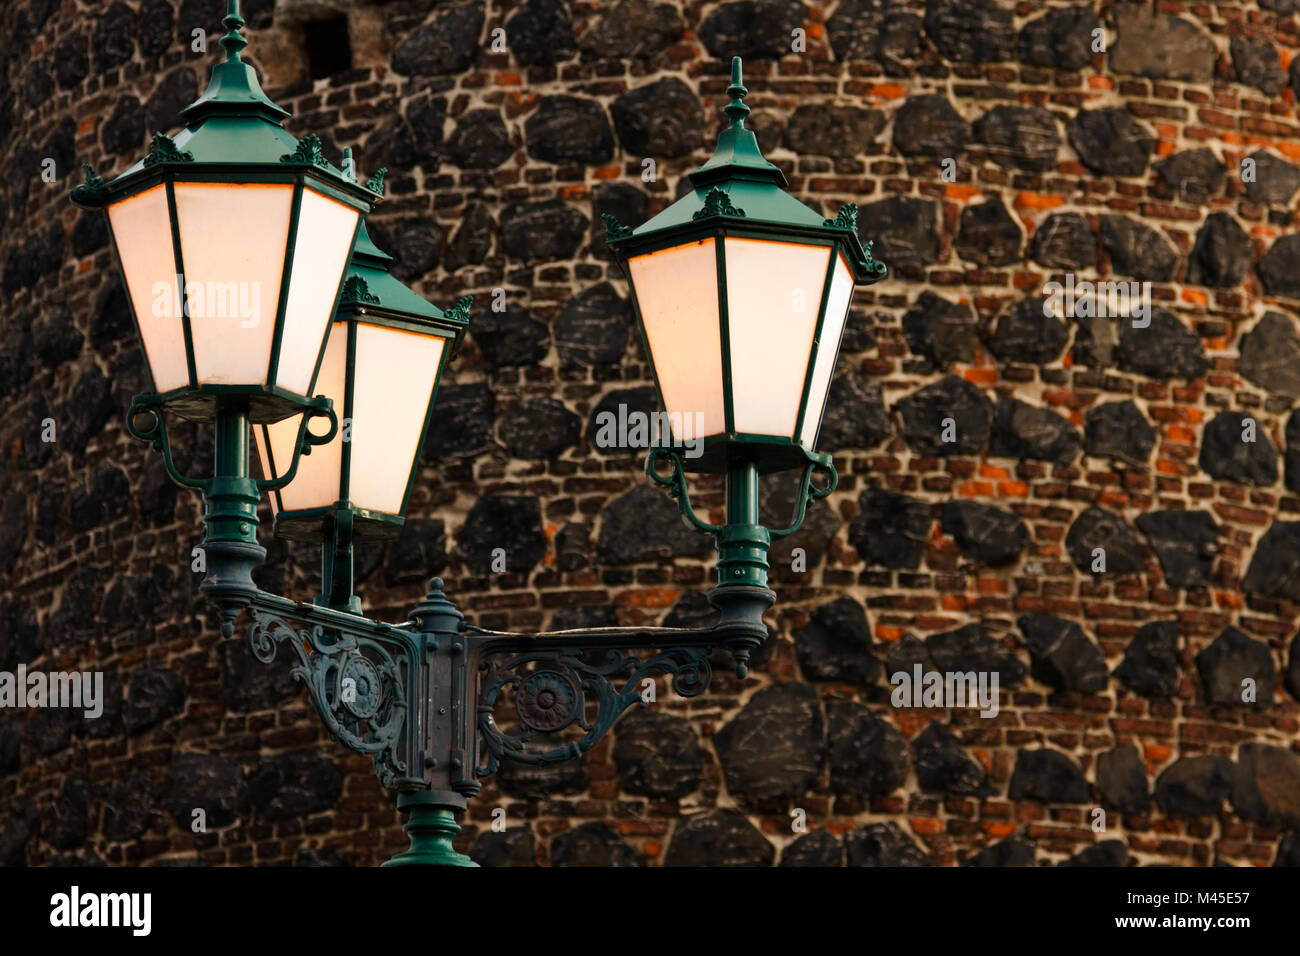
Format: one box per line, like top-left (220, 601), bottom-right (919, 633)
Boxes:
top-left (71, 0), bottom-right (380, 210)
top-left (604, 57), bottom-right (886, 284)
top-left (337, 218), bottom-right (471, 336)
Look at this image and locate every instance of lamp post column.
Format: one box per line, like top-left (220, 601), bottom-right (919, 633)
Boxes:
top-left (708, 458), bottom-right (774, 677)
top-left (200, 400), bottom-right (266, 637)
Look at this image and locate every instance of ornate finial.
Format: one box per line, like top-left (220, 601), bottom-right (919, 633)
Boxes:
top-left (71, 163), bottom-right (109, 204)
top-left (220, 0), bottom-right (247, 62)
top-left (365, 167), bottom-right (387, 196)
top-left (823, 202), bottom-right (858, 231)
top-left (143, 132), bottom-right (195, 166)
top-left (601, 213), bottom-right (632, 242)
top-left (724, 56), bottom-right (749, 131)
top-left (693, 187), bottom-right (745, 220)
top-left (444, 296), bottom-right (472, 323)
top-left (411, 577), bottom-right (465, 636)
top-left (341, 146), bottom-right (356, 182)
top-left (340, 275), bottom-right (379, 304)
top-left (280, 133), bottom-right (329, 167)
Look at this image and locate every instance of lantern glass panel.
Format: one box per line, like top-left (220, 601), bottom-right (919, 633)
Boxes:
top-left (798, 252), bottom-right (854, 448)
top-left (348, 323), bottom-right (446, 514)
top-left (722, 237), bottom-right (830, 438)
top-left (626, 238), bottom-right (726, 442)
top-left (273, 189), bottom-right (360, 394)
top-left (260, 327), bottom-right (347, 513)
top-left (173, 182), bottom-right (293, 386)
top-left (106, 184), bottom-right (190, 392)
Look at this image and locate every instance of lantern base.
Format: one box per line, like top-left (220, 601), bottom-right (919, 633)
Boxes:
top-left (156, 384), bottom-right (326, 426)
top-left (272, 505), bottom-right (405, 544)
top-left (669, 435), bottom-right (825, 475)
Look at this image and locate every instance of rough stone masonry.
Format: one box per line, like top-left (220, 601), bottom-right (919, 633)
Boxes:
top-left (3, 0), bottom-right (1300, 867)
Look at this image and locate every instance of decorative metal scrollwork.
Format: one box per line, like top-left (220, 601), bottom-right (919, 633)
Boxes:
top-left (247, 607), bottom-right (409, 790)
top-left (645, 448), bottom-right (723, 534)
top-left (476, 644), bottom-right (713, 775)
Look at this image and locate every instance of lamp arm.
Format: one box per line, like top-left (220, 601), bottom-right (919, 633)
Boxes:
top-left (125, 394), bottom-right (208, 490)
top-left (254, 396), bottom-right (339, 492)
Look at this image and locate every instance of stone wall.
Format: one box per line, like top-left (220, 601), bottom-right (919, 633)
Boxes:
top-left (3, 0), bottom-right (1300, 867)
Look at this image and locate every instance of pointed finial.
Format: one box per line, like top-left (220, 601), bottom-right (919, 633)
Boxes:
top-left (724, 56), bottom-right (749, 131)
top-left (342, 146), bottom-right (356, 182)
top-left (220, 0), bottom-right (247, 61)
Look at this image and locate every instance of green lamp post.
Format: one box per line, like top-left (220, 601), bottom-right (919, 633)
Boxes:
top-left (72, 3), bottom-right (887, 866)
top-left (604, 57), bottom-right (887, 641)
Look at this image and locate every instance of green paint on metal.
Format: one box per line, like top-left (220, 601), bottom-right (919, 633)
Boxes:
top-left (382, 792), bottom-right (476, 868)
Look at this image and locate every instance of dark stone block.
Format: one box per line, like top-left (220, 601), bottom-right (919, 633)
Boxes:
top-left (553, 522), bottom-right (591, 572)
top-left (496, 729), bottom-right (587, 798)
top-left (586, 385), bottom-right (659, 456)
top-left (1097, 745), bottom-right (1149, 814)
top-left (35, 309), bottom-right (83, 369)
top-left (102, 95), bottom-right (145, 156)
top-left (1066, 506), bottom-right (1144, 575)
top-left (161, 753), bottom-right (245, 827)
top-left (1257, 234), bottom-right (1300, 298)
top-left (1243, 150), bottom-right (1300, 205)
top-left (989, 395), bottom-right (1080, 464)
top-left (597, 485), bottom-right (712, 564)
top-left (384, 518), bottom-right (448, 586)
top-left (54, 31), bottom-right (89, 89)
top-left (892, 94), bottom-right (969, 159)
top-left (70, 465), bottom-right (129, 533)
top-left (295, 848), bottom-right (352, 867)
top-left (912, 723), bottom-right (990, 796)
top-left (1231, 35), bottom-right (1286, 95)
top-left (445, 109), bottom-right (514, 170)
top-left (578, 0), bottom-right (684, 59)
top-left (1198, 410), bottom-right (1277, 486)
top-left (1154, 755), bottom-right (1235, 817)
top-left (612, 709), bottom-right (705, 799)
top-left (1244, 521), bottom-right (1300, 602)
top-left (923, 0), bottom-right (1014, 63)
top-left (1030, 212), bottom-right (1097, 270)
top-left (454, 495), bottom-right (548, 574)
top-left (1100, 215), bottom-right (1179, 281)
top-left (551, 822), bottom-right (642, 866)
top-left (857, 195), bottom-right (939, 268)
top-left (1009, 748), bottom-right (1090, 803)
top-left (471, 827), bottom-right (536, 866)
top-left (1195, 627), bottom-right (1275, 707)
top-left (987, 296), bottom-right (1068, 365)
top-left (392, 3), bottom-right (484, 75)
top-left (894, 374), bottom-right (993, 456)
top-left (219, 637), bottom-right (299, 712)
top-left (469, 305), bottom-right (549, 368)
top-left (369, 217), bottom-right (439, 284)
top-left (1155, 148), bottom-right (1226, 205)
top-left (664, 809), bottom-right (774, 866)
top-left (1187, 212), bottom-right (1252, 288)
top-left (610, 78), bottom-right (701, 158)
top-left (1238, 311), bottom-right (1300, 399)
top-left (23, 707), bottom-right (78, 759)
top-left (793, 597), bottom-right (878, 684)
top-left (849, 488), bottom-right (931, 569)
top-left (902, 291), bottom-right (977, 369)
top-left (1019, 613), bottom-right (1108, 693)
top-left (505, 0), bottom-right (576, 66)
top-left (1111, 5), bottom-right (1215, 82)
top-left (0, 800), bottom-right (33, 866)
top-left (103, 773), bottom-right (156, 842)
top-left (927, 623), bottom-right (1025, 686)
top-left (697, 0), bottom-right (806, 60)
top-left (780, 829), bottom-right (843, 866)
top-left (143, 67), bottom-right (199, 136)
top-left (44, 773), bottom-right (95, 851)
top-left (1232, 743), bottom-right (1300, 828)
top-left (954, 197), bottom-right (1023, 266)
top-left (1288, 632), bottom-right (1300, 701)
top-left (499, 398), bottom-right (581, 459)
top-left (246, 751), bottom-right (343, 820)
top-left (1116, 309), bottom-right (1208, 381)
top-left (421, 384), bottom-right (495, 461)
top-left (714, 683), bottom-right (823, 801)
top-left (816, 372), bottom-right (891, 452)
top-left (1060, 840), bottom-right (1129, 867)
top-left (71, 211), bottom-right (109, 258)
top-left (526, 96), bottom-right (613, 165)
top-left (500, 199), bottom-right (587, 262)
top-left (845, 822), bottom-right (931, 866)
top-left (123, 665), bottom-right (185, 734)
top-left (92, 2), bottom-right (135, 72)
top-left (591, 182), bottom-right (649, 260)
top-left (554, 282), bottom-right (631, 366)
top-left (1018, 6), bottom-right (1099, 70)
top-left (941, 501), bottom-right (1028, 566)
top-left (62, 365), bottom-right (114, 457)
top-left (784, 104), bottom-right (885, 159)
top-left (444, 202), bottom-right (495, 272)
top-left (49, 564), bottom-right (100, 640)
top-left (1135, 510), bottom-right (1219, 589)
top-left (962, 835), bottom-right (1036, 867)
top-left (1067, 108), bottom-right (1155, 177)
top-left (1084, 400), bottom-right (1155, 465)
top-left (827, 700), bottom-right (907, 798)
top-left (974, 104), bottom-right (1060, 171)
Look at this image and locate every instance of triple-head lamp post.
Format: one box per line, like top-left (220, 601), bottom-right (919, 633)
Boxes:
top-left (71, 2), bottom-right (886, 867)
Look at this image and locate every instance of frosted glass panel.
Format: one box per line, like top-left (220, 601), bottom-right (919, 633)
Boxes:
top-left (723, 237), bottom-right (830, 438)
top-left (799, 253), bottom-right (855, 448)
top-left (106, 184), bottom-right (189, 392)
top-left (349, 324), bottom-right (445, 514)
top-left (174, 182), bottom-right (292, 385)
top-left (260, 327), bottom-right (347, 513)
top-left (627, 239), bottom-right (726, 442)
top-left (274, 189), bottom-right (359, 394)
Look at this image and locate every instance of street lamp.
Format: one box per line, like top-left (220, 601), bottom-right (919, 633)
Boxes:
top-left (73, 1), bottom-right (887, 867)
top-left (253, 218), bottom-right (471, 613)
